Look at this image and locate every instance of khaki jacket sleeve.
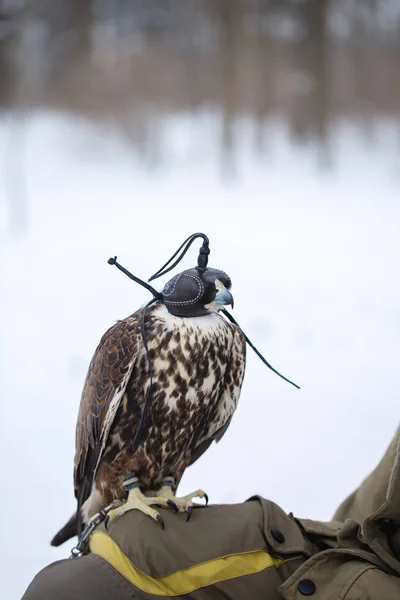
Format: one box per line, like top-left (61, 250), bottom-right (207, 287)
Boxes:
top-left (344, 567), bottom-right (400, 599)
top-left (21, 555), bottom-right (141, 600)
top-left (333, 425), bottom-right (400, 523)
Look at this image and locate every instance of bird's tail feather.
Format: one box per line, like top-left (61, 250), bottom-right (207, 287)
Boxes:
top-left (50, 512), bottom-right (78, 547)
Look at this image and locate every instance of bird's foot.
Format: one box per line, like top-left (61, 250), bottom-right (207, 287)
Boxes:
top-left (155, 485), bottom-right (208, 521)
top-left (106, 474), bottom-right (208, 528)
top-left (107, 486), bottom-right (166, 529)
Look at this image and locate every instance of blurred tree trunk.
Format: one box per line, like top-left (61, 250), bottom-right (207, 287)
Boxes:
top-left (308, 0), bottom-right (329, 147)
top-left (70, 0), bottom-right (92, 58)
top-left (351, 0), bottom-right (377, 142)
top-left (288, 0), bottom-right (329, 159)
top-left (214, 0), bottom-right (244, 175)
top-left (48, 0), bottom-right (94, 108)
top-left (253, 0), bottom-right (274, 154)
top-left (0, 14), bottom-right (15, 108)
top-left (0, 9), bottom-right (29, 236)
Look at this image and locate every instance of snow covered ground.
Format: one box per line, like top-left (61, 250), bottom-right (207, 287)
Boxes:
top-left (0, 111), bottom-right (399, 599)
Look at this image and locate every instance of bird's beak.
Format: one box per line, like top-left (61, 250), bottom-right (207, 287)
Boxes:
top-left (215, 287), bottom-right (234, 309)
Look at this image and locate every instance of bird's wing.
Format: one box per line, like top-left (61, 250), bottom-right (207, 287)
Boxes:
top-left (189, 325), bottom-right (246, 466)
top-left (188, 418), bottom-right (232, 466)
top-left (74, 312), bottom-right (142, 505)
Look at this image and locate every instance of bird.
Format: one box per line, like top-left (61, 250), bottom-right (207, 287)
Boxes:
top-left (51, 266), bottom-right (246, 546)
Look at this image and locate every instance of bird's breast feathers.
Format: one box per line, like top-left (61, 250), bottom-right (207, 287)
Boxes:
top-left (145, 303), bottom-right (245, 425)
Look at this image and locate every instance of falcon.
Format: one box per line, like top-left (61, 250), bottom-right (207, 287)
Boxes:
top-left (51, 266), bottom-right (246, 546)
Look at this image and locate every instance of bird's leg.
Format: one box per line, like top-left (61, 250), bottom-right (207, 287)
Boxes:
top-left (155, 477), bottom-right (208, 521)
top-left (107, 474), bottom-right (170, 529)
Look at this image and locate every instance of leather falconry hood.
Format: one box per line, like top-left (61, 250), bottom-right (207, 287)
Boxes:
top-left (161, 267), bottom-right (232, 318)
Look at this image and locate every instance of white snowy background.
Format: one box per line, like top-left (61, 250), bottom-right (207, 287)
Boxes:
top-left (0, 112), bottom-right (399, 599)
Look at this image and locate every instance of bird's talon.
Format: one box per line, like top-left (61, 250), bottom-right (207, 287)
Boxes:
top-left (104, 515), bottom-right (110, 530)
top-left (157, 514), bottom-right (165, 529)
top-left (167, 499), bottom-right (179, 513)
top-left (204, 493), bottom-right (209, 506)
top-left (186, 505), bottom-right (193, 522)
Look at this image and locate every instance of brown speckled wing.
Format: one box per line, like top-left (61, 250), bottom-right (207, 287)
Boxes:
top-left (74, 311), bottom-right (142, 500)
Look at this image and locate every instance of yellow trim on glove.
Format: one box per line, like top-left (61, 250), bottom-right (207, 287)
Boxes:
top-left (90, 530), bottom-right (296, 596)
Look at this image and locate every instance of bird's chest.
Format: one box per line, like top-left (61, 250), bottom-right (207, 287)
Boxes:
top-left (152, 320), bottom-right (231, 410)
top-left (124, 318), bottom-right (233, 435)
